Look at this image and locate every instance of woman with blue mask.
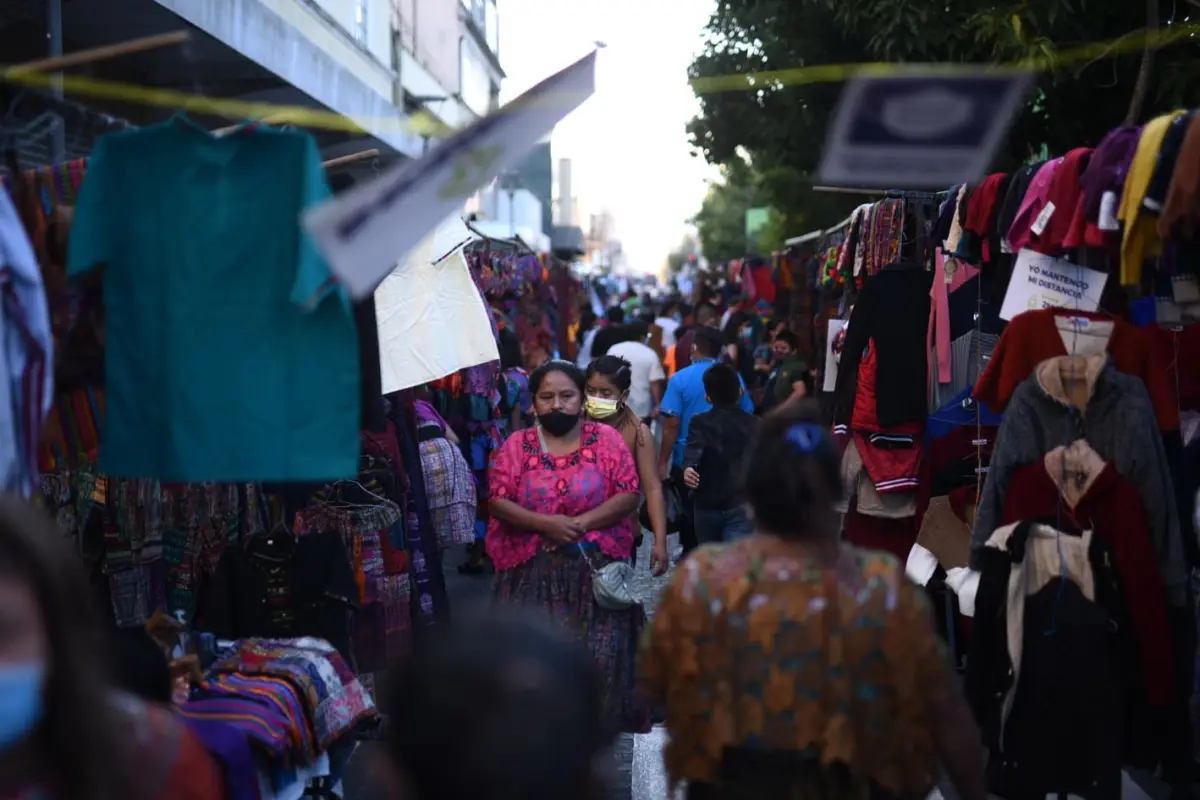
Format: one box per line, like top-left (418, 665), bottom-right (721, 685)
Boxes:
top-left (0, 496), bottom-right (223, 800)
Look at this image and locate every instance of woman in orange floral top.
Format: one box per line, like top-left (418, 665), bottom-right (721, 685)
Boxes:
top-left (640, 402), bottom-right (986, 800)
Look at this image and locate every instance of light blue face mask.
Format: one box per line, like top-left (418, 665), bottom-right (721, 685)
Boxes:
top-left (0, 663), bottom-right (44, 749)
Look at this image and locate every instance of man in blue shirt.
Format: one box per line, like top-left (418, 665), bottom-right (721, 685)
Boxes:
top-left (658, 327), bottom-right (753, 553)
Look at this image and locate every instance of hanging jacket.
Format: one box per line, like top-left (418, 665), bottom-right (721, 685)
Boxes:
top-left (1000, 442), bottom-right (1173, 708)
top-left (833, 263), bottom-right (931, 430)
top-left (971, 353), bottom-right (1186, 606)
top-left (965, 520), bottom-right (1128, 800)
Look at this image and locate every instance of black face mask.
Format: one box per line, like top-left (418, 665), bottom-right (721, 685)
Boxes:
top-left (539, 410), bottom-right (581, 437)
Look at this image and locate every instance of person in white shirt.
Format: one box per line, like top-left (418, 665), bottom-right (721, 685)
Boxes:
top-left (653, 299), bottom-right (683, 349)
top-left (577, 307), bottom-right (623, 369)
top-left (606, 321), bottom-right (666, 421)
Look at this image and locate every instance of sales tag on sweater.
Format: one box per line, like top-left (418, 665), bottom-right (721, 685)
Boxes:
top-left (1098, 191), bottom-right (1120, 231)
top-left (1030, 201), bottom-right (1056, 236)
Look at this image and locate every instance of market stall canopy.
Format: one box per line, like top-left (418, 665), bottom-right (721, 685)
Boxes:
top-left (375, 216), bottom-right (500, 394)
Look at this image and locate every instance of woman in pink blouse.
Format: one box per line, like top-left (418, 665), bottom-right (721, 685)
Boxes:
top-left (486, 360), bottom-right (650, 733)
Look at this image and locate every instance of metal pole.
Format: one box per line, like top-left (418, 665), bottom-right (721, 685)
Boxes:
top-left (47, 0), bottom-right (65, 162)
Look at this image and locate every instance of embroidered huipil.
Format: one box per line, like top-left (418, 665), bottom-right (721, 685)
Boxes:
top-left (486, 422), bottom-right (640, 570)
top-left (641, 540), bottom-right (949, 794)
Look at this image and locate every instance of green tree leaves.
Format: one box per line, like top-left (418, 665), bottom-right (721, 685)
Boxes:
top-left (687, 0), bottom-right (1200, 236)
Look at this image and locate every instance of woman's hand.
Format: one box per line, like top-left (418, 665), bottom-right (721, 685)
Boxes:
top-left (538, 515), bottom-right (585, 544)
top-left (650, 541), bottom-right (669, 576)
top-left (682, 467), bottom-right (700, 489)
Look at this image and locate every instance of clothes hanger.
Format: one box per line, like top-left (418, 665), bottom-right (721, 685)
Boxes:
top-left (249, 493), bottom-right (295, 559)
top-left (250, 517), bottom-right (295, 562)
top-left (341, 478), bottom-right (393, 506)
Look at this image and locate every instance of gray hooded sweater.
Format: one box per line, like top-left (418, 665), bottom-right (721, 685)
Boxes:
top-left (971, 354), bottom-right (1186, 606)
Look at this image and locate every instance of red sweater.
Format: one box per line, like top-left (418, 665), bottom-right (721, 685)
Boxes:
top-left (973, 308), bottom-right (1179, 431)
top-left (1034, 147), bottom-right (1093, 256)
top-left (1001, 461), bottom-right (1174, 707)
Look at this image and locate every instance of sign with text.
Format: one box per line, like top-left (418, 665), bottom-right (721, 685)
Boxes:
top-left (999, 249), bottom-right (1108, 321)
top-left (817, 68), bottom-right (1033, 189)
top-left (304, 52), bottom-right (597, 299)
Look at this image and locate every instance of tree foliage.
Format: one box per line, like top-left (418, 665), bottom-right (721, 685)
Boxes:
top-left (688, 0), bottom-right (1200, 228)
top-left (691, 157), bottom-right (799, 264)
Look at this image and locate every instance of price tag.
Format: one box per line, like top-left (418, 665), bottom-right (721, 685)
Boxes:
top-left (1030, 201), bottom-right (1056, 236)
top-left (1098, 191), bottom-right (1120, 231)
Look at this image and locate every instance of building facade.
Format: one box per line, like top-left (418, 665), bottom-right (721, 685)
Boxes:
top-left (391, 0), bottom-right (504, 130)
top-left (0, 0), bottom-right (503, 167)
top-left (516, 141), bottom-right (554, 236)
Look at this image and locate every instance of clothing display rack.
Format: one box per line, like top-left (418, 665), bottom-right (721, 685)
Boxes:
top-left (786, 109), bottom-right (1200, 799)
top-left (0, 32), bottom-right (497, 790)
top-left (2, 31), bottom-right (192, 75)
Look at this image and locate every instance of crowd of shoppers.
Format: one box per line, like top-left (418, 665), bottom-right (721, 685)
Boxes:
top-left (0, 289), bottom-right (985, 800)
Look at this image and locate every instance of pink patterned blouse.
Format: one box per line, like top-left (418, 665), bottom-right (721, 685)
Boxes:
top-left (486, 421), bottom-right (641, 571)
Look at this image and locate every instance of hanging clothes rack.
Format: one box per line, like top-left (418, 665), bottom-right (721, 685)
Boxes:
top-left (1, 31), bottom-right (192, 76)
top-left (321, 149), bottom-right (379, 170)
top-left (209, 116), bottom-right (382, 170)
top-left (210, 114), bottom-right (293, 136)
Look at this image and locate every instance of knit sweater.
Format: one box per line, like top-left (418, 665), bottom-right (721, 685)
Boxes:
top-left (971, 355), bottom-right (1186, 605)
top-left (972, 308), bottom-right (1179, 432)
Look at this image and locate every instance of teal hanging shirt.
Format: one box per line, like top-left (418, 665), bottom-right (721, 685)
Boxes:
top-left (67, 118), bottom-right (360, 481)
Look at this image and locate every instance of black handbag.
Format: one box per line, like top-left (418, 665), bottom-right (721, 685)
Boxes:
top-left (638, 479), bottom-right (685, 535)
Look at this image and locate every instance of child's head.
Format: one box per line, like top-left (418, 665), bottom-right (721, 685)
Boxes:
top-left (703, 363), bottom-right (742, 408)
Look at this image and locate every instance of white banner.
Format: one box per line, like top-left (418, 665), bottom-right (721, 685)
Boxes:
top-left (999, 248), bottom-right (1108, 321)
top-left (375, 224), bottom-right (499, 394)
top-left (304, 52), bottom-right (597, 299)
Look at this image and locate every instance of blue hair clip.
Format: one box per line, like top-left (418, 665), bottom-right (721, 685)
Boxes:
top-left (784, 422), bottom-right (827, 454)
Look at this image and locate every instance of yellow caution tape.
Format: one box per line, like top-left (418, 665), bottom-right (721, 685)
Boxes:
top-left (0, 69), bottom-right (451, 137)
top-left (689, 22), bottom-right (1200, 93)
top-left (1, 21), bottom-right (1196, 134)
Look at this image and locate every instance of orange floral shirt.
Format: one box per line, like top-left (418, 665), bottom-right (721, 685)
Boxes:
top-left (640, 538), bottom-right (950, 795)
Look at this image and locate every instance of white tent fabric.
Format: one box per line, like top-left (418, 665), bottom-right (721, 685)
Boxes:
top-left (374, 219), bottom-right (499, 394)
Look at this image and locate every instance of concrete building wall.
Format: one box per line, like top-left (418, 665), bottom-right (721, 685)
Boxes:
top-left (555, 158), bottom-right (574, 226)
top-left (516, 141), bottom-right (553, 235)
top-left (153, 0), bottom-right (423, 156)
top-left (391, 0), bottom-right (501, 127)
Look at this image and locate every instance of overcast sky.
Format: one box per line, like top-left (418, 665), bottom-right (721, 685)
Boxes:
top-left (499, 0), bottom-right (719, 273)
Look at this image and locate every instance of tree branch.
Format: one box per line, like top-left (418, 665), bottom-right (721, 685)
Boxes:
top-left (1123, 0), bottom-right (1159, 126)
